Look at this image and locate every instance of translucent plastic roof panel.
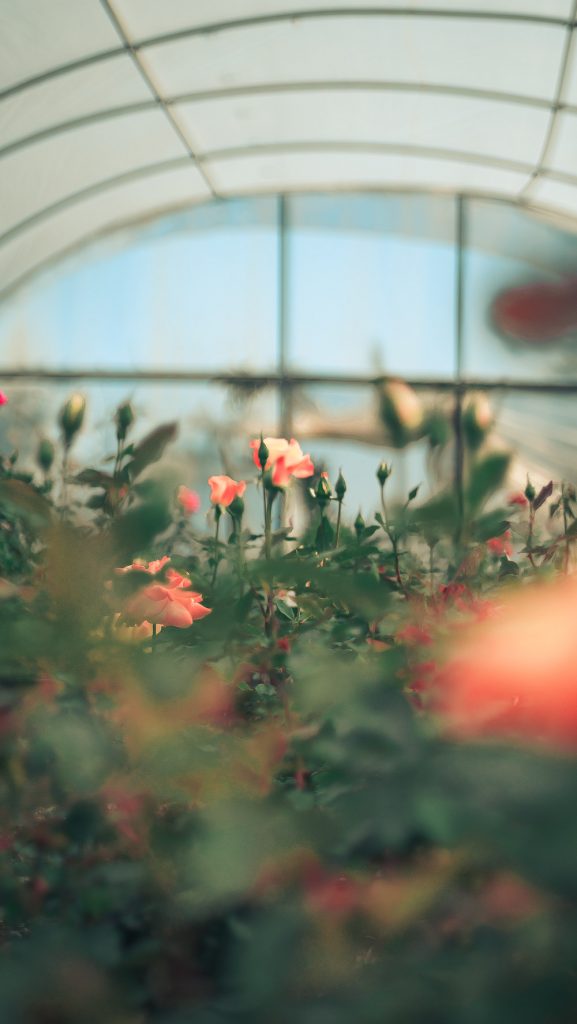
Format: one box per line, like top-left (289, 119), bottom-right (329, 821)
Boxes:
top-left (207, 151), bottom-right (531, 198)
top-left (0, 165), bottom-right (210, 299)
top-left (0, 0), bottom-right (576, 295)
top-left (176, 91), bottom-right (550, 167)
top-left (141, 16), bottom-right (564, 101)
top-left (113, 1), bottom-right (575, 42)
top-left (0, 0), bottom-right (122, 93)
top-left (0, 55), bottom-right (153, 155)
top-left (0, 109), bottom-right (189, 241)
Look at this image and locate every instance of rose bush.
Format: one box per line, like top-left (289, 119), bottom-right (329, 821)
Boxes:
top-left (0, 387), bottom-right (576, 1021)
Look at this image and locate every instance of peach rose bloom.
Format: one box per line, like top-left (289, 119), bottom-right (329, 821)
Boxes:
top-left (208, 475), bottom-right (246, 507)
top-left (117, 556), bottom-right (211, 629)
top-left (382, 381), bottom-right (423, 431)
top-left (250, 437), bottom-right (314, 487)
top-left (177, 486), bottom-right (201, 515)
top-left (435, 577), bottom-right (577, 750)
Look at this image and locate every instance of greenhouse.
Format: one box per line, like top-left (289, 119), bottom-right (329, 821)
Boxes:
top-left (2, 3), bottom-right (577, 1022)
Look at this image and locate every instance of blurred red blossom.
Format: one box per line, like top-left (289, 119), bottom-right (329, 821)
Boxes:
top-left (434, 577), bottom-right (577, 749)
top-left (177, 485), bottom-right (201, 515)
top-left (486, 530), bottom-right (513, 558)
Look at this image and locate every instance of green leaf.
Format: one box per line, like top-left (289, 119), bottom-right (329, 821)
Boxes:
top-left (534, 480), bottom-right (553, 511)
top-left (126, 422), bottom-right (178, 479)
top-left (72, 469), bottom-right (114, 488)
top-left (466, 451), bottom-right (511, 511)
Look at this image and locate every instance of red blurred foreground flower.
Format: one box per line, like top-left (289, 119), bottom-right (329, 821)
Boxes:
top-left (177, 485), bottom-right (201, 515)
top-left (435, 577), bottom-right (577, 749)
top-left (0, 391), bottom-right (7, 406)
top-left (208, 474), bottom-right (246, 507)
top-left (250, 437), bottom-right (314, 488)
top-left (486, 530), bottom-right (513, 558)
top-left (116, 556), bottom-right (211, 629)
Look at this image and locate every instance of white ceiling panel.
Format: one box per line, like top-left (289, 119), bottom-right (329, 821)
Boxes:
top-left (529, 175), bottom-right (577, 218)
top-left (0, 164), bottom-right (210, 297)
top-left (0, 55), bottom-right (153, 155)
top-left (0, 0), bottom-right (575, 294)
top-left (559, 29), bottom-right (577, 107)
top-left (0, 0), bottom-right (121, 94)
top-left (142, 16), bottom-right (564, 102)
top-left (546, 111), bottom-right (577, 176)
top-left (0, 109), bottom-right (189, 240)
top-left (207, 149), bottom-right (531, 196)
top-left (114, 0), bottom-right (573, 44)
top-left (175, 91), bottom-right (549, 167)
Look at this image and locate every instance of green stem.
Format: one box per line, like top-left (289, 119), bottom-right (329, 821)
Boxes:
top-left (264, 487), bottom-right (272, 561)
top-left (334, 499), bottom-right (342, 548)
top-left (563, 490), bottom-right (570, 574)
top-left (527, 506), bottom-right (537, 570)
top-left (211, 512), bottom-right (221, 587)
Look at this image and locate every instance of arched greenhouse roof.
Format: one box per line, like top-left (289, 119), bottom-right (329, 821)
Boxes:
top-left (1, 0), bottom-right (577, 299)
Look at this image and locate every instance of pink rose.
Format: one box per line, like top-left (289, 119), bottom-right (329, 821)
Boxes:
top-left (250, 437), bottom-right (314, 487)
top-left (116, 556), bottom-right (211, 629)
top-left (177, 486), bottom-right (201, 515)
top-left (208, 475), bottom-right (246, 507)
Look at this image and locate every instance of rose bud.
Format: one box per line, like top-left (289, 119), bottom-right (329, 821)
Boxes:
top-left (335, 470), bottom-right (347, 501)
top-left (315, 472), bottom-right (332, 509)
top-left (58, 393), bottom-right (86, 446)
top-left (377, 461), bottom-right (392, 486)
top-left (380, 380), bottom-right (423, 447)
top-left (354, 511), bottom-right (365, 540)
top-left (462, 392), bottom-right (492, 450)
top-left (37, 438), bottom-right (55, 473)
top-left (257, 435), bottom-right (269, 471)
top-left (115, 400), bottom-right (135, 442)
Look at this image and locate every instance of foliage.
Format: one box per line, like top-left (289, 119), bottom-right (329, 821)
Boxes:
top-left (0, 390), bottom-right (576, 1022)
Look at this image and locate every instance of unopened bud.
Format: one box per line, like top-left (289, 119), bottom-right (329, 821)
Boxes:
top-left (257, 435), bottom-right (269, 471)
top-left (59, 393), bottom-right (86, 446)
top-left (354, 510), bottom-right (365, 540)
top-left (335, 469), bottom-right (347, 501)
top-left (315, 472), bottom-right (332, 506)
top-left (462, 392), bottom-right (492, 451)
top-left (524, 479), bottom-right (536, 503)
top-left (377, 462), bottom-right (392, 486)
top-left (380, 380), bottom-right (423, 448)
top-left (37, 439), bottom-right (55, 473)
top-left (115, 401), bottom-right (134, 442)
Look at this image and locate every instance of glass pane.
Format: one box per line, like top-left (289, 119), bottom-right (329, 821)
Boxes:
top-left (491, 388), bottom-right (577, 488)
top-left (462, 199), bottom-right (577, 384)
top-left (0, 198), bottom-right (279, 372)
top-left (0, 380), bottom-right (279, 525)
top-left (286, 194), bottom-right (457, 379)
top-left (290, 383), bottom-right (450, 514)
